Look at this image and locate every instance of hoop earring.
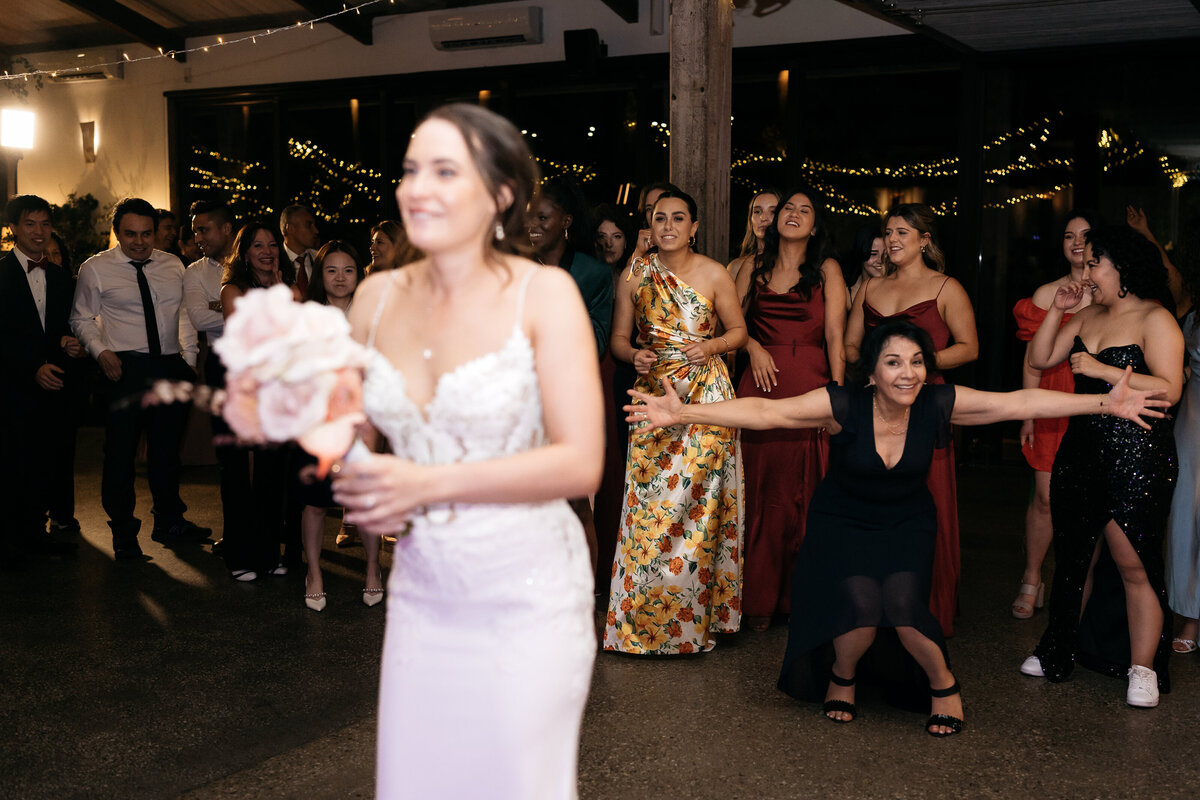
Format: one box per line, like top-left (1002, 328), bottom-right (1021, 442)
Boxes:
top-left (494, 221), bottom-right (505, 241)
top-left (1118, 285), bottom-right (1129, 298)
top-left (689, 235), bottom-right (696, 248)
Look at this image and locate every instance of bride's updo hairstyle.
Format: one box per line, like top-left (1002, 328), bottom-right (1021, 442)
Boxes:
top-left (849, 320), bottom-right (939, 386)
top-left (420, 103), bottom-right (539, 260)
top-left (882, 203), bottom-right (946, 275)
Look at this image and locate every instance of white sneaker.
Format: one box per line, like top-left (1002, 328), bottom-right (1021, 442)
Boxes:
top-left (1126, 665), bottom-right (1159, 708)
top-left (1019, 655), bottom-right (1045, 677)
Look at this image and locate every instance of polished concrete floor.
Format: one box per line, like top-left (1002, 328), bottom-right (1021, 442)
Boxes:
top-left (2, 428), bottom-right (1196, 800)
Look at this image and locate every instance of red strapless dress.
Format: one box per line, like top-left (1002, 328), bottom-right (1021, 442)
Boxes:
top-left (862, 280), bottom-right (960, 636)
top-left (1012, 298), bottom-right (1075, 473)
top-left (736, 286), bottom-right (831, 618)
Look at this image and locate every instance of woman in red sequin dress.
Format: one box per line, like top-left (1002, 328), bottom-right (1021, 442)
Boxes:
top-left (735, 188), bottom-right (845, 630)
top-left (845, 204), bottom-right (978, 637)
top-left (1009, 211), bottom-right (1097, 619)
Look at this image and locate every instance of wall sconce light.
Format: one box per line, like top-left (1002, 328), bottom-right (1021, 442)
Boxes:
top-left (81, 121), bottom-right (97, 163)
top-left (1, 108), bottom-right (35, 149)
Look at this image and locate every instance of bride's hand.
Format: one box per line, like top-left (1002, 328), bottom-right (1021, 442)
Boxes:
top-left (1105, 365), bottom-right (1169, 430)
top-left (332, 454), bottom-right (425, 534)
top-left (624, 379), bottom-right (683, 429)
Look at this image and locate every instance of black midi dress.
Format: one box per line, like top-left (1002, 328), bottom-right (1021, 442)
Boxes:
top-left (778, 383), bottom-right (954, 709)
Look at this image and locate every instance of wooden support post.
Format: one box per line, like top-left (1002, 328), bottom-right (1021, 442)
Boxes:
top-left (669, 1), bottom-right (733, 260)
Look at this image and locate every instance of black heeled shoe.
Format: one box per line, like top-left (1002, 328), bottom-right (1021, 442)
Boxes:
top-left (926, 680), bottom-right (964, 737)
top-left (823, 671), bottom-right (856, 723)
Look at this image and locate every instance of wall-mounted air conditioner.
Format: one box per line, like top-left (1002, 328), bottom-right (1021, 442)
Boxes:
top-left (35, 50), bottom-right (124, 83)
top-left (429, 6), bottom-right (543, 51)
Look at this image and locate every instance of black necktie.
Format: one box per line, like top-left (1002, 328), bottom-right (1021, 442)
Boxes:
top-left (131, 260), bottom-right (162, 356)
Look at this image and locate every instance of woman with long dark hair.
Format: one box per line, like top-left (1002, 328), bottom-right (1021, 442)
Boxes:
top-left (1022, 224), bottom-right (1182, 708)
top-left (845, 203), bottom-right (978, 637)
top-left (216, 223), bottom-right (301, 581)
top-left (1009, 210), bottom-right (1099, 619)
top-left (603, 189), bottom-right (749, 655)
top-left (735, 187), bottom-right (845, 630)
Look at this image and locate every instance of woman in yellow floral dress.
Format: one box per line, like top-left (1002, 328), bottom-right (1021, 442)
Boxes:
top-left (603, 190), bottom-right (749, 654)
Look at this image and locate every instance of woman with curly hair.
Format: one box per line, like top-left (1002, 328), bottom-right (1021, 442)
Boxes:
top-left (1020, 224), bottom-right (1183, 709)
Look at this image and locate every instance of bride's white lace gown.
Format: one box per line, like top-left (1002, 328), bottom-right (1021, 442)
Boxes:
top-left (363, 268), bottom-right (596, 799)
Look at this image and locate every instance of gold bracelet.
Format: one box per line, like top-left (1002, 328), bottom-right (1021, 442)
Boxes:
top-left (717, 335), bottom-right (730, 353)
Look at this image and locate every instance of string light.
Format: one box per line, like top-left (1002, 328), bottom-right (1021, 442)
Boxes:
top-left (0, 0), bottom-right (387, 82)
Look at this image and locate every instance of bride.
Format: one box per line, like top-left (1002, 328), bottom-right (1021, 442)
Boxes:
top-left (332, 104), bottom-right (604, 799)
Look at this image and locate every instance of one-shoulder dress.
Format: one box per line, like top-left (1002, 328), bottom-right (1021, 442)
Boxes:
top-left (736, 285), bottom-right (830, 619)
top-left (603, 254), bottom-right (744, 655)
top-left (778, 383), bottom-right (955, 707)
top-left (1034, 337), bottom-right (1177, 688)
top-left (363, 268), bottom-right (596, 799)
top-left (862, 279), bottom-right (960, 636)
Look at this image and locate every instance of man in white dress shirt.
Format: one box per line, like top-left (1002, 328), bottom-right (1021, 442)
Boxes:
top-left (280, 204), bottom-right (320, 297)
top-left (71, 197), bottom-right (209, 559)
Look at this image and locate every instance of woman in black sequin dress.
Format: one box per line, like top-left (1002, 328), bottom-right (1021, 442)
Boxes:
top-left (1022, 225), bottom-right (1184, 708)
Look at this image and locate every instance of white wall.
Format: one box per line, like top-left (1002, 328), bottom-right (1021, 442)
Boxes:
top-left (10, 0), bottom-right (903, 209)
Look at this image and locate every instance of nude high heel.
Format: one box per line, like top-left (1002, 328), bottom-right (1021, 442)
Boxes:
top-left (363, 569), bottom-right (385, 607)
top-left (1011, 582), bottom-right (1045, 619)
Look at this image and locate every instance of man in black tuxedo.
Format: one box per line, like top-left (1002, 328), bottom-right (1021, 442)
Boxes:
top-left (0, 195), bottom-right (83, 568)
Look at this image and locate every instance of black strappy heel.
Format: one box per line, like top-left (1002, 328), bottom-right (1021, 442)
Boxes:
top-left (823, 671), bottom-right (857, 723)
top-left (926, 680), bottom-right (964, 737)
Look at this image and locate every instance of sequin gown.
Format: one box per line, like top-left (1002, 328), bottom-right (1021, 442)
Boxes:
top-left (1034, 337), bottom-right (1177, 688)
top-left (862, 279), bottom-right (960, 636)
top-left (778, 383), bottom-right (954, 709)
top-left (604, 254), bottom-right (744, 655)
top-left (737, 286), bottom-right (830, 618)
top-left (1165, 313), bottom-right (1200, 619)
top-left (364, 269), bottom-right (596, 799)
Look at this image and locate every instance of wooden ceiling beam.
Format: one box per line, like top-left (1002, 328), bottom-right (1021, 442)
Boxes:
top-left (600, 0), bottom-right (638, 24)
top-left (58, 0), bottom-right (188, 62)
top-left (291, 1), bottom-right (375, 45)
top-left (831, 0), bottom-right (976, 55)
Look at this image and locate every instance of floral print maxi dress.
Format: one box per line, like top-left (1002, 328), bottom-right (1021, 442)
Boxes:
top-left (603, 255), bottom-right (744, 655)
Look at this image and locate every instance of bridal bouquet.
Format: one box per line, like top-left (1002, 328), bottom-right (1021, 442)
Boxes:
top-left (212, 284), bottom-right (371, 477)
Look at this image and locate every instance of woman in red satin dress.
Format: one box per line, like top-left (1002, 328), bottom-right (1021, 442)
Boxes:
top-left (735, 188), bottom-right (846, 631)
top-left (845, 204), bottom-right (978, 636)
top-left (1009, 210), bottom-right (1097, 619)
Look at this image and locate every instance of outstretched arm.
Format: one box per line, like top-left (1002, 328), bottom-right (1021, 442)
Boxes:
top-left (950, 367), bottom-right (1168, 429)
top-left (625, 379), bottom-right (839, 433)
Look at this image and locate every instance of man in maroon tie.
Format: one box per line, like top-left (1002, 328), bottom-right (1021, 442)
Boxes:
top-left (0, 195), bottom-right (84, 568)
top-left (71, 198), bottom-right (209, 560)
top-left (280, 204), bottom-right (320, 297)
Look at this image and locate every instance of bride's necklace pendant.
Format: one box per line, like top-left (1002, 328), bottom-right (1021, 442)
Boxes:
top-left (422, 348), bottom-right (433, 360)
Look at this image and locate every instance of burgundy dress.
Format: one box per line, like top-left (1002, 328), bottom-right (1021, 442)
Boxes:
top-left (736, 286), bottom-right (831, 619)
top-left (862, 277), bottom-right (960, 637)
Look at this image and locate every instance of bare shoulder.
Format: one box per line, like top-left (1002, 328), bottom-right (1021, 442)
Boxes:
top-left (694, 254), bottom-right (736, 285)
top-left (820, 257), bottom-right (845, 285)
top-left (1031, 278), bottom-right (1069, 309)
top-left (727, 253), bottom-right (752, 276)
top-left (1143, 301), bottom-right (1182, 334)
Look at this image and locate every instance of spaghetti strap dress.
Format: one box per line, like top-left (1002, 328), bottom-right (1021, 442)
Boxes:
top-left (1034, 337), bottom-right (1177, 689)
top-left (736, 284), bottom-right (830, 619)
top-left (364, 268), bottom-right (597, 799)
top-left (861, 278), bottom-right (960, 636)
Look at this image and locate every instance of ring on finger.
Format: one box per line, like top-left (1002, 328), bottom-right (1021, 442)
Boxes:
top-left (365, 494), bottom-right (377, 510)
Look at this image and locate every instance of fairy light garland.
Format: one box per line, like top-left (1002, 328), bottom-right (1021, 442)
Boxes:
top-left (2, 0), bottom-right (392, 82)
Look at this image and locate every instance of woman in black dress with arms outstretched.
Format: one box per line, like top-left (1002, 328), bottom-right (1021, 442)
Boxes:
top-left (627, 320), bottom-right (1167, 735)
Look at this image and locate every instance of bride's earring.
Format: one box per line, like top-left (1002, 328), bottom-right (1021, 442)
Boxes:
top-left (494, 221), bottom-right (505, 241)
